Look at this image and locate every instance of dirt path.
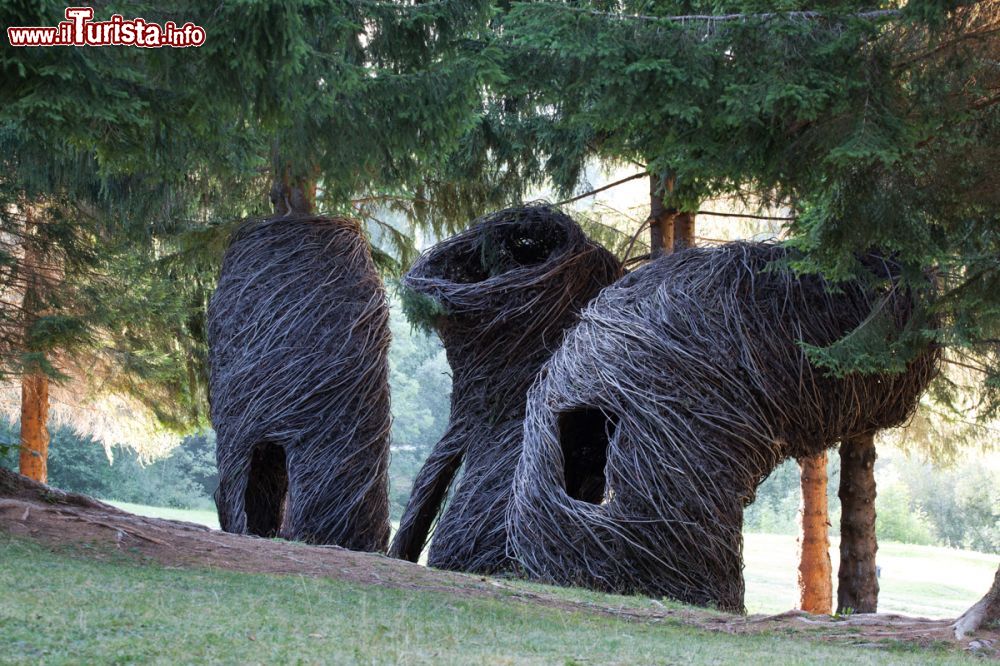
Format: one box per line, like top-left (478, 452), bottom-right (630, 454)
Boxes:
top-left (1, 468), bottom-right (995, 659)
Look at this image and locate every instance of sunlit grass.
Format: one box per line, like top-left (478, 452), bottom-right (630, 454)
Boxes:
top-left (105, 502), bottom-right (997, 620)
top-left (0, 537), bottom-right (970, 665)
top-left (743, 533), bottom-right (998, 618)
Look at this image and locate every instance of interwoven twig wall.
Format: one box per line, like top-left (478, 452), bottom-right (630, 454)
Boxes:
top-left (389, 205), bottom-right (622, 573)
top-left (209, 215), bottom-right (391, 551)
top-left (509, 243), bottom-right (938, 611)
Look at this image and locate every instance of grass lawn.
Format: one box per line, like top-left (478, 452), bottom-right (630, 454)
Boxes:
top-left (102, 500), bottom-right (220, 530)
top-left (104, 501), bottom-right (997, 621)
top-left (0, 536), bottom-right (972, 665)
top-left (743, 534), bottom-right (999, 618)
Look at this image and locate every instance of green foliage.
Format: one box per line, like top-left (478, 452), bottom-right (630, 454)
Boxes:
top-left (497, 2), bottom-right (893, 203)
top-left (746, 447), bottom-right (998, 551)
top-left (0, 419), bottom-right (217, 510)
top-left (387, 300), bottom-right (451, 519)
top-left (898, 454), bottom-right (1000, 553)
top-left (876, 482), bottom-right (938, 546)
top-left (0, 426), bottom-right (16, 461)
top-left (744, 459), bottom-right (804, 535)
top-left (493, 1), bottom-right (1000, 419)
top-left (745, 455), bottom-right (842, 536)
top-left (103, 434), bottom-right (218, 510)
top-left (799, 308), bottom-right (928, 378)
top-left (398, 284), bottom-right (450, 336)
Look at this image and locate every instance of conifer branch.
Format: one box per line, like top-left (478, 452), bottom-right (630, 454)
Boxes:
top-left (696, 210), bottom-right (795, 221)
top-left (525, 4), bottom-right (901, 25)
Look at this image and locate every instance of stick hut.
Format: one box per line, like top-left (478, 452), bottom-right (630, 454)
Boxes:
top-left (389, 204), bottom-right (622, 573)
top-left (209, 215), bottom-right (391, 551)
top-left (509, 242), bottom-right (938, 611)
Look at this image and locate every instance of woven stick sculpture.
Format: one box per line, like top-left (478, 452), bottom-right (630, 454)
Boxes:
top-left (389, 204), bottom-right (622, 573)
top-left (509, 243), bottom-right (938, 612)
top-left (209, 215), bottom-right (391, 551)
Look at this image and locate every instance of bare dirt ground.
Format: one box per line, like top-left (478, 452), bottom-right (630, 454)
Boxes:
top-left (1, 467), bottom-right (996, 660)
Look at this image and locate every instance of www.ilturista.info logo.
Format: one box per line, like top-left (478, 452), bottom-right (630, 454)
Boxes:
top-left (7, 7), bottom-right (205, 48)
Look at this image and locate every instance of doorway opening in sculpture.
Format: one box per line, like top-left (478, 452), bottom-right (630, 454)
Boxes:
top-left (558, 408), bottom-right (615, 505)
top-left (244, 441), bottom-right (289, 538)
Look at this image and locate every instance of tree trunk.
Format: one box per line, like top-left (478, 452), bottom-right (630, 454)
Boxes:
top-left (18, 206), bottom-right (51, 483)
top-left (954, 564), bottom-right (1000, 638)
top-left (672, 212), bottom-right (696, 251)
top-left (798, 452), bottom-right (833, 614)
top-left (269, 148), bottom-right (317, 216)
top-left (649, 174), bottom-right (674, 259)
top-left (269, 178), bottom-right (315, 216)
top-left (19, 369), bottom-right (49, 483)
top-left (838, 433), bottom-right (879, 614)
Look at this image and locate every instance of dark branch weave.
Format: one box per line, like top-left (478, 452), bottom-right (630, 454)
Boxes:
top-left (509, 243), bottom-right (938, 612)
top-left (209, 215), bottom-right (391, 551)
top-left (389, 205), bottom-right (622, 573)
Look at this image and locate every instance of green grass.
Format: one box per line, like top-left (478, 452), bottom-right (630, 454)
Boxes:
top-left (102, 500), bottom-right (220, 529)
top-left (0, 537), bottom-right (972, 665)
top-left (103, 502), bottom-right (998, 621)
top-left (743, 533), bottom-right (999, 618)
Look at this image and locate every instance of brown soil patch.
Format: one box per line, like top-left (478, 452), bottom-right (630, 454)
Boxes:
top-left (1, 468), bottom-right (995, 659)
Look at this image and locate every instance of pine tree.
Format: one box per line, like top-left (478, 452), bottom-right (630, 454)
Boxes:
top-left (0, 2), bottom-right (265, 473)
top-left (175, 0), bottom-right (512, 232)
top-left (838, 433), bottom-right (878, 613)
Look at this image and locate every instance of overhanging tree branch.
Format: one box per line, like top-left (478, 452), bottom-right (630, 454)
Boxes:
top-left (696, 210), bottom-right (794, 221)
top-left (554, 171), bottom-right (648, 206)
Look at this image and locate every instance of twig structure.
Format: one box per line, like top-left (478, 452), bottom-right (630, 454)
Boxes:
top-left (389, 204), bottom-right (622, 573)
top-left (509, 243), bottom-right (938, 611)
top-left (209, 215), bottom-right (391, 551)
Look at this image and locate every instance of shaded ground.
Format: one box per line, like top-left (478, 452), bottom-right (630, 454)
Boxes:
top-left (1, 468), bottom-right (996, 661)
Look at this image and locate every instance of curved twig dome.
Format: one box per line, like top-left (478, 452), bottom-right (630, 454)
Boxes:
top-left (389, 204), bottom-right (622, 573)
top-left (209, 215), bottom-right (391, 552)
top-left (509, 243), bottom-right (938, 612)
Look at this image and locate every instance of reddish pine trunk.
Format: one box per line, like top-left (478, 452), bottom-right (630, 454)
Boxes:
top-left (649, 175), bottom-right (697, 257)
top-left (838, 433), bottom-right (879, 614)
top-left (19, 369), bottom-right (49, 483)
top-left (672, 212), bottom-right (696, 251)
top-left (798, 452), bottom-right (832, 614)
top-left (269, 162), bottom-right (317, 216)
top-left (649, 175), bottom-right (674, 259)
top-left (18, 207), bottom-right (52, 483)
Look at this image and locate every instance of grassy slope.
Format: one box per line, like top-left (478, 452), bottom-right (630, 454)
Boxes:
top-left (104, 502), bottom-right (999, 621)
top-left (0, 537), bottom-right (969, 666)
